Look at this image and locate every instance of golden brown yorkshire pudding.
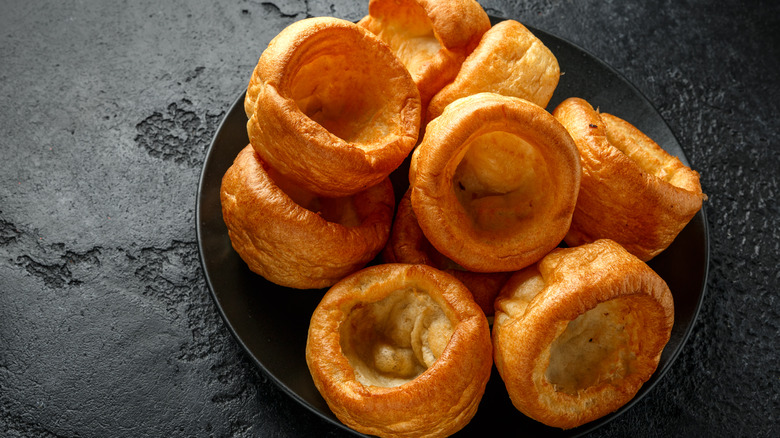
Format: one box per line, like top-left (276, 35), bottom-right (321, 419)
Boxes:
top-left (426, 19), bottom-right (560, 123)
top-left (411, 93), bottom-right (581, 273)
top-left (306, 263), bottom-right (493, 437)
top-left (492, 239), bottom-right (675, 429)
top-left (553, 97), bottom-right (705, 261)
top-left (382, 189), bottom-right (512, 316)
top-left (358, 0), bottom-right (490, 108)
top-left (220, 145), bottom-right (395, 289)
top-left (245, 17), bottom-right (421, 197)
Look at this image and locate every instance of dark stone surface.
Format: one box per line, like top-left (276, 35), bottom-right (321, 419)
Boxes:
top-left (0, 0), bottom-right (777, 437)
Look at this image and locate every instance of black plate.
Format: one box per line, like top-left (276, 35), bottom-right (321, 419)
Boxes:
top-left (196, 19), bottom-right (709, 437)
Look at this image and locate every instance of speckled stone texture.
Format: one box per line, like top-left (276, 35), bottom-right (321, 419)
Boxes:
top-left (0, 0), bottom-right (777, 437)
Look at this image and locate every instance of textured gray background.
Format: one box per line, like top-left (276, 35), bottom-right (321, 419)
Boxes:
top-left (1, 0), bottom-right (777, 436)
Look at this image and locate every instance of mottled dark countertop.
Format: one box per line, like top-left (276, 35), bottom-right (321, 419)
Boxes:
top-left (1, 1), bottom-right (777, 437)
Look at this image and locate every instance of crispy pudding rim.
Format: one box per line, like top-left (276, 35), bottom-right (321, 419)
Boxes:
top-left (219, 145), bottom-right (395, 289)
top-left (245, 16), bottom-right (421, 197)
top-left (411, 92), bottom-right (581, 273)
top-left (197, 17), bottom-right (709, 438)
top-left (491, 240), bottom-right (676, 429)
top-left (304, 263), bottom-right (493, 437)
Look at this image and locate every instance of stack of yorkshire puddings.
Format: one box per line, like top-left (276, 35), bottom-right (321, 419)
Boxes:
top-left (220, 0), bottom-right (706, 436)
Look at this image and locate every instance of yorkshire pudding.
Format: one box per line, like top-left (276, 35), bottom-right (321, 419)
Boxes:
top-left (306, 263), bottom-right (492, 437)
top-left (492, 239), bottom-right (675, 429)
top-left (245, 17), bottom-right (421, 197)
top-left (427, 19), bottom-right (560, 123)
top-left (382, 189), bottom-right (512, 316)
top-left (358, 0), bottom-right (490, 108)
top-left (553, 97), bottom-right (705, 261)
top-left (220, 145), bottom-right (395, 289)
top-left (411, 93), bottom-right (581, 273)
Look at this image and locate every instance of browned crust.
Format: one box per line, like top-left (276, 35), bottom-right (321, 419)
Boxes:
top-left (245, 17), bottom-right (421, 197)
top-left (411, 92), bottom-right (581, 272)
top-left (306, 263), bottom-right (493, 437)
top-left (427, 19), bottom-right (560, 123)
top-left (220, 145), bottom-right (395, 289)
top-left (492, 239), bottom-right (675, 429)
top-left (382, 189), bottom-right (512, 316)
top-left (553, 97), bottom-right (705, 261)
top-left (358, 0), bottom-right (490, 108)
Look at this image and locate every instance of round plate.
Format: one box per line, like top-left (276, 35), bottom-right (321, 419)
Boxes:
top-left (196, 18), bottom-right (709, 437)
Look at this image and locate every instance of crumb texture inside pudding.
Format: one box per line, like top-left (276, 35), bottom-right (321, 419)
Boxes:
top-left (289, 48), bottom-right (397, 145)
top-left (545, 298), bottom-right (639, 395)
top-left (371, 0), bottom-right (441, 80)
top-left (340, 287), bottom-right (454, 387)
top-left (453, 131), bottom-right (551, 233)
